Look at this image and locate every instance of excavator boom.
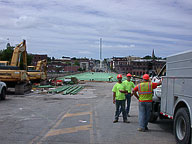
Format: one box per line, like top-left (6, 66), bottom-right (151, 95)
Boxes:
top-left (10, 40), bottom-right (27, 70)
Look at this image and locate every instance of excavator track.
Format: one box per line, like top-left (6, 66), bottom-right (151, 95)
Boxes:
top-left (15, 82), bottom-right (32, 95)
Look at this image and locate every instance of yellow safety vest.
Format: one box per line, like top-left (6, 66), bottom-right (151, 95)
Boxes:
top-left (138, 82), bottom-right (153, 102)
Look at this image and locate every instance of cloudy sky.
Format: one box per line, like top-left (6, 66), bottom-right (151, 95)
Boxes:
top-left (0, 0), bottom-right (192, 59)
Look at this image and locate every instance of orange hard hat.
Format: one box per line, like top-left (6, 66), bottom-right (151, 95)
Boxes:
top-left (127, 73), bottom-right (132, 77)
top-left (143, 74), bottom-right (149, 80)
top-left (117, 74), bottom-right (122, 79)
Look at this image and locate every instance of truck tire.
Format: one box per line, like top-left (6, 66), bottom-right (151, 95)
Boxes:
top-left (149, 102), bottom-right (158, 123)
top-left (149, 112), bottom-right (158, 123)
top-left (0, 88), bottom-right (6, 100)
top-left (174, 108), bottom-right (191, 144)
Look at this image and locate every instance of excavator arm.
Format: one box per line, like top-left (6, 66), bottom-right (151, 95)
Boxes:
top-left (10, 40), bottom-right (27, 70)
top-left (36, 59), bottom-right (47, 75)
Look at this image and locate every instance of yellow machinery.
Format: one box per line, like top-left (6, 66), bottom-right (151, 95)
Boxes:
top-left (0, 61), bottom-right (9, 66)
top-left (0, 40), bottom-right (31, 94)
top-left (27, 59), bottom-right (47, 83)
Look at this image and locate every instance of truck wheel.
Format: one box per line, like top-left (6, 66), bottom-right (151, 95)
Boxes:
top-left (149, 112), bottom-right (158, 123)
top-left (174, 108), bottom-right (191, 144)
top-left (0, 88), bottom-right (6, 100)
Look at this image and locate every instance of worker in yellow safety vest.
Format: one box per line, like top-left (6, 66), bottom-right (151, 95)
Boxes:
top-left (133, 74), bottom-right (161, 132)
top-left (112, 74), bottom-right (129, 123)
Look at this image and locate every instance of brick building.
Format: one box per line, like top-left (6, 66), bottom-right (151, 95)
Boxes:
top-left (111, 56), bottom-right (165, 76)
top-left (31, 54), bottom-right (47, 66)
top-left (47, 57), bottom-right (90, 73)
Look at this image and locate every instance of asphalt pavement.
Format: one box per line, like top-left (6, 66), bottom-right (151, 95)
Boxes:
top-left (0, 82), bottom-right (176, 144)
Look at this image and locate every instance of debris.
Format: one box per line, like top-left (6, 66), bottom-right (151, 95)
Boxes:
top-left (79, 120), bottom-right (87, 123)
top-left (38, 85), bottom-right (54, 88)
top-left (48, 85), bottom-right (73, 94)
top-left (51, 79), bottom-right (63, 86)
top-left (70, 86), bottom-right (84, 95)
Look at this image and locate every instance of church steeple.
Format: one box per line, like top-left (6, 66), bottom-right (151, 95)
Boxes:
top-left (152, 49), bottom-right (155, 59)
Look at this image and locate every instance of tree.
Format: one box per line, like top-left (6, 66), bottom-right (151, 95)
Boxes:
top-left (27, 53), bottom-right (33, 66)
top-left (47, 57), bottom-right (51, 62)
top-left (51, 57), bottom-right (55, 61)
top-left (0, 46), bottom-right (14, 62)
top-left (66, 61), bottom-right (71, 65)
top-left (74, 60), bottom-right (80, 66)
top-left (78, 67), bottom-right (83, 71)
top-left (142, 55), bottom-right (152, 59)
top-left (142, 55), bottom-right (162, 60)
top-left (71, 57), bottom-right (77, 60)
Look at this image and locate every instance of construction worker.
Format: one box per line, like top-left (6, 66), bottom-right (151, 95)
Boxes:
top-left (133, 74), bottom-right (161, 132)
top-left (108, 76), bottom-right (113, 82)
top-left (122, 73), bottom-right (135, 117)
top-left (112, 74), bottom-right (129, 123)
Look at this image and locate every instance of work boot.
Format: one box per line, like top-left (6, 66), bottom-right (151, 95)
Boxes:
top-left (137, 128), bottom-right (145, 132)
top-left (123, 120), bottom-right (130, 123)
top-left (113, 120), bottom-right (118, 123)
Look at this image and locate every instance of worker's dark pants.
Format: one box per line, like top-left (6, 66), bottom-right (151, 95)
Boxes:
top-left (138, 102), bottom-right (152, 129)
top-left (119, 93), bottom-right (131, 115)
top-left (115, 100), bottom-right (127, 121)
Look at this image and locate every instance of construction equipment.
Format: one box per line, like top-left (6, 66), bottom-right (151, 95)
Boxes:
top-left (0, 61), bottom-right (9, 66)
top-left (0, 40), bottom-right (31, 94)
top-left (27, 59), bottom-right (47, 84)
top-left (150, 51), bottom-right (192, 144)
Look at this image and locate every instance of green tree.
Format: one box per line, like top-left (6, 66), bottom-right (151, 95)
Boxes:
top-left (71, 57), bottom-right (76, 60)
top-left (78, 67), bottom-right (83, 71)
top-left (66, 61), bottom-right (71, 65)
top-left (142, 55), bottom-right (152, 59)
top-left (74, 60), bottom-right (80, 66)
top-left (47, 57), bottom-right (51, 62)
top-left (27, 53), bottom-right (33, 66)
top-left (51, 57), bottom-right (55, 61)
top-left (0, 46), bottom-right (14, 62)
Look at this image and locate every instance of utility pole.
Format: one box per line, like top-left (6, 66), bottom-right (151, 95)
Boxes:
top-left (100, 38), bottom-right (102, 69)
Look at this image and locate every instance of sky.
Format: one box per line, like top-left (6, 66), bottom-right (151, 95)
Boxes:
top-left (0, 0), bottom-right (192, 59)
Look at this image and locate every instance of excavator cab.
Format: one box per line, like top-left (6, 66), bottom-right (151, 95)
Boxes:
top-left (27, 66), bottom-right (37, 71)
top-left (27, 59), bottom-right (47, 84)
top-left (0, 61), bottom-right (10, 66)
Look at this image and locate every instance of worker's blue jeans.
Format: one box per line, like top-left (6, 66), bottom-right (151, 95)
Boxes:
top-left (138, 102), bottom-right (152, 129)
top-left (115, 100), bottom-right (127, 121)
top-left (119, 93), bottom-right (131, 115)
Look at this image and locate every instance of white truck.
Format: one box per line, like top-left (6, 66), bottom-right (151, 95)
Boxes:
top-left (151, 51), bottom-right (192, 144)
top-left (0, 81), bottom-right (7, 100)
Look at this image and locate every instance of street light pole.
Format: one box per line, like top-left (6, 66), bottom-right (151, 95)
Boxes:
top-left (100, 38), bottom-right (102, 69)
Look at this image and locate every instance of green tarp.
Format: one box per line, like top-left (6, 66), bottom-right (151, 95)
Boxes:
top-left (57, 72), bottom-right (127, 82)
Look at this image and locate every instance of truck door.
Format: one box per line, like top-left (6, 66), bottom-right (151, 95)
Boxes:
top-left (161, 77), bottom-right (167, 113)
top-left (166, 78), bottom-right (174, 115)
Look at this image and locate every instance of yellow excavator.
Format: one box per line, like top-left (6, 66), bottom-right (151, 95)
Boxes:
top-left (27, 59), bottom-right (47, 84)
top-left (0, 40), bottom-right (31, 94)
